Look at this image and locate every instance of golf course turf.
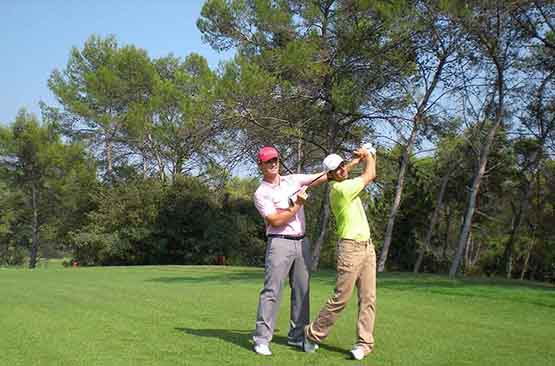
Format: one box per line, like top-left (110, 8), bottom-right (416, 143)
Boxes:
top-left (1, 265), bottom-right (553, 365)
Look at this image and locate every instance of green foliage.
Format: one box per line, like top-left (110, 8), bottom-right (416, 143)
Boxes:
top-left (0, 110), bottom-right (96, 267)
top-left (47, 34), bottom-right (225, 182)
top-left (145, 53), bottom-right (222, 179)
top-left (69, 176), bottom-right (265, 266)
top-left (199, 0), bottom-right (416, 169)
top-left (3, 2), bottom-right (555, 282)
top-left (69, 178), bottom-right (163, 265)
top-left (47, 35), bottom-right (157, 178)
top-left (0, 182), bottom-right (26, 265)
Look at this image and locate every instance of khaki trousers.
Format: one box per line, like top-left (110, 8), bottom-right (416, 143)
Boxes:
top-left (306, 239), bottom-right (376, 353)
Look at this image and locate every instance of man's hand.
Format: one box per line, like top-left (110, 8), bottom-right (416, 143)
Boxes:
top-left (288, 186), bottom-right (309, 207)
top-left (354, 147), bottom-right (370, 160)
top-left (269, 186), bottom-right (309, 227)
top-left (295, 186), bottom-right (308, 205)
top-left (362, 143), bottom-right (376, 156)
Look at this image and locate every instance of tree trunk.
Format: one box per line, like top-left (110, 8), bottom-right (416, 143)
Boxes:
top-left (414, 167), bottom-right (453, 273)
top-left (378, 52), bottom-right (447, 273)
top-left (311, 185), bottom-right (330, 271)
top-left (143, 157), bottom-right (148, 179)
top-left (297, 137), bottom-right (302, 174)
top-left (378, 123), bottom-right (418, 272)
top-left (106, 138), bottom-right (113, 180)
top-left (311, 81), bottom-right (336, 271)
top-left (29, 183), bottom-right (39, 269)
top-left (173, 156), bottom-right (183, 183)
top-left (503, 150), bottom-right (539, 279)
top-left (521, 170), bottom-right (544, 281)
top-left (449, 135), bottom-right (497, 278)
top-left (472, 239), bottom-right (482, 268)
top-left (520, 240), bottom-right (534, 280)
top-left (442, 206), bottom-right (452, 261)
top-left (146, 133), bottom-right (166, 182)
top-left (449, 66), bottom-right (505, 278)
top-left (503, 205), bottom-right (520, 279)
top-left (464, 231), bottom-right (473, 272)
top-left (311, 40), bottom-right (336, 271)
top-left (142, 141), bottom-right (148, 179)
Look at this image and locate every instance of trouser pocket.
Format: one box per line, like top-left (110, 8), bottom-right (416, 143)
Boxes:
top-left (336, 240), bottom-right (363, 273)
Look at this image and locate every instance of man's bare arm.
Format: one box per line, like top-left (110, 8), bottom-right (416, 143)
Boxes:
top-left (360, 151), bottom-right (376, 186)
top-left (307, 172), bottom-right (328, 188)
top-left (343, 157), bottom-right (362, 173)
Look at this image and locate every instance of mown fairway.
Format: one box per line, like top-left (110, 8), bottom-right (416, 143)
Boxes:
top-left (1, 265), bottom-right (553, 366)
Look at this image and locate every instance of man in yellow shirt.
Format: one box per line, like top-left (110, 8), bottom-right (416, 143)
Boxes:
top-left (303, 145), bottom-right (377, 360)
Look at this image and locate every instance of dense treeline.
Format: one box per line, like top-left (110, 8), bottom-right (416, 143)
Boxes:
top-left (1, 1), bottom-right (554, 281)
top-left (69, 176), bottom-right (266, 266)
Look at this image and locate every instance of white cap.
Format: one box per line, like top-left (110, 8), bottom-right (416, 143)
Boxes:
top-left (323, 154), bottom-right (344, 172)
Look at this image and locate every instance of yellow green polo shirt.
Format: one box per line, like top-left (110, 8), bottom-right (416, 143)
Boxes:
top-left (329, 177), bottom-right (370, 241)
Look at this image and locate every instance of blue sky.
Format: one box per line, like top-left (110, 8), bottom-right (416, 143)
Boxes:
top-left (0, 0), bottom-right (233, 124)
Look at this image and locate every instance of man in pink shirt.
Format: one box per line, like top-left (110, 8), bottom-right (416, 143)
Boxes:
top-left (252, 146), bottom-right (327, 356)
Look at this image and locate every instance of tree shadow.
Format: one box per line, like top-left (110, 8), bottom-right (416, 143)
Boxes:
top-left (149, 267), bottom-right (554, 309)
top-left (146, 270), bottom-right (263, 285)
top-left (378, 272), bottom-right (555, 291)
top-left (174, 327), bottom-right (348, 356)
top-left (377, 273), bottom-right (555, 309)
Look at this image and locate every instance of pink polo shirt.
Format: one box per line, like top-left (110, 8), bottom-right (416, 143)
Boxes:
top-left (254, 174), bottom-right (316, 236)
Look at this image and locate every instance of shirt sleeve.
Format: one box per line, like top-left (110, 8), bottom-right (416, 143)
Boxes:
top-left (253, 191), bottom-right (277, 218)
top-left (335, 177), bottom-right (366, 202)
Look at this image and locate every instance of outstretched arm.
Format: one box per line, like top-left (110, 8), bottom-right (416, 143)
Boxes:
top-left (303, 171), bottom-right (328, 188)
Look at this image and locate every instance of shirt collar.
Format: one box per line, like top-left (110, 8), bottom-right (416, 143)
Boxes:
top-left (261, 175), bottom-right (282, 188)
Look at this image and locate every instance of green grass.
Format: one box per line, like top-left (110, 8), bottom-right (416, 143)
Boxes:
top-left (1, 266), bottom-right (553, 366)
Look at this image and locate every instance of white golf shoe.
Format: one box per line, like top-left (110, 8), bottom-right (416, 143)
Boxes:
top-left (253, 343), bottom-right (272, 356)
top-left (350, 345), bottom-right (366, 360)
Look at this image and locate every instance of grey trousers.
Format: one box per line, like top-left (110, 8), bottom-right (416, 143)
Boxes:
top-left (253, 237), bottom-right (311, 345)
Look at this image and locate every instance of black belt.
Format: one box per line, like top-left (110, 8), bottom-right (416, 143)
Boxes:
top-left (267, 234), bottom-right (305, 241)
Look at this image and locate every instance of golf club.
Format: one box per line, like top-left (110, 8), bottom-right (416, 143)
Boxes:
top-left (287, 143), bottom-right (376, 207)
top-left (287, 171), bottom-right (327, 207)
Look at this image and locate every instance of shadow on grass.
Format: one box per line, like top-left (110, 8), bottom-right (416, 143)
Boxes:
top-left (377, 273), bottom-right (555, 309)
top-left (175, 327), bottom-right (347, 356)
top-left (147, 270), bottom-right (263, 284)
top-left (379, 272), bottom-right (555, 289)
top-left (149, 267), bottom-right (554, 309)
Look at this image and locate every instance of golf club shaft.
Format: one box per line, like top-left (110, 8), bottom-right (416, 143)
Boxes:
top-left (290, 171), bottom-right (327, 196)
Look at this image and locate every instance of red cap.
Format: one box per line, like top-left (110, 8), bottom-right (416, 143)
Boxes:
top-left (257, 146), bottom-right (279, 162)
